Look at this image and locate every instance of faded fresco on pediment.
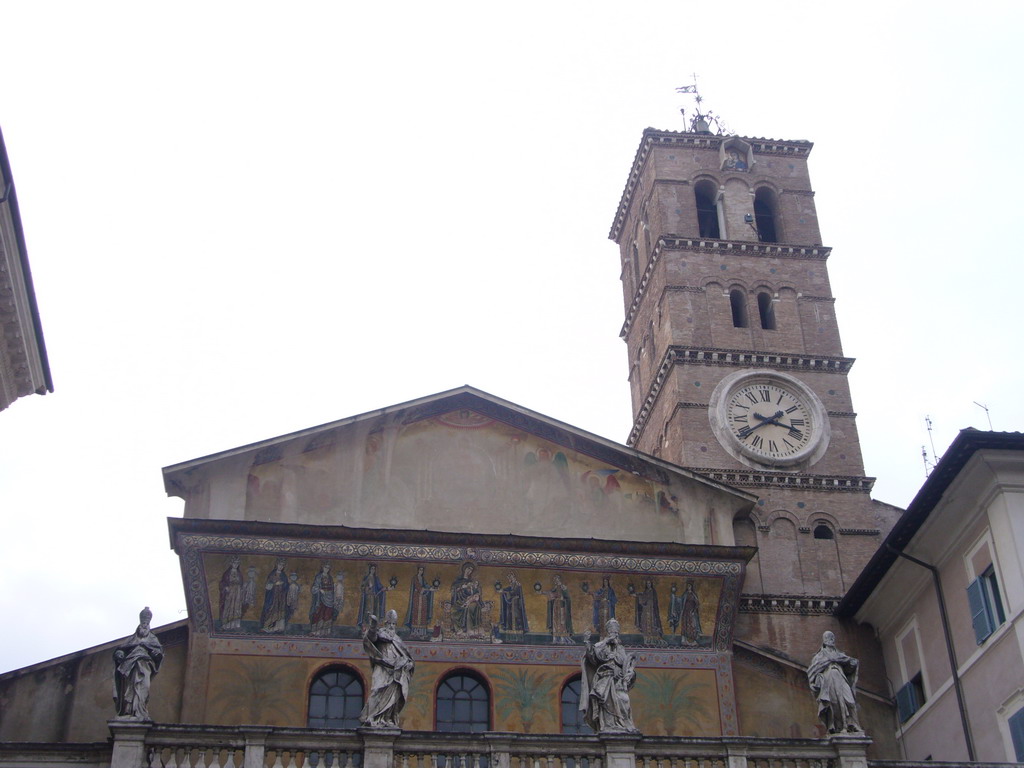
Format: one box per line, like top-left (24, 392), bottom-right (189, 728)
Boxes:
top-left (243, 410), bottom-right (690, 538)
top-left (201, 551), bottom-right (725, 650)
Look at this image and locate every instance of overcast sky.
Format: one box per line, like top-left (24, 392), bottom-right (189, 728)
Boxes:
top-left (2, 1), bottom-right (1022, 673)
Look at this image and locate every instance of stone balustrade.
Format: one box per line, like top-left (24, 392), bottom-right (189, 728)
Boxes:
top-left (7, 723), bottom-right (1014, 768)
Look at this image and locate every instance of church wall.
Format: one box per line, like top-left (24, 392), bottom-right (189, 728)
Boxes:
top-left (0, 622), bottom-right (187, 744)
top-left (203, 654), bottom-right (724, 737)
top-left (174, 409), bottom-right (750, 548)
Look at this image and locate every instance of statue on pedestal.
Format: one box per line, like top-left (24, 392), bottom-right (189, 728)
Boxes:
top-left (580, 619), bottom-right (639, 734)
top-left (360, 610), bottom-right (414, 728)
top-left (807, 631), bottom-right (863, 735)
top-left (113, 607), bottom-right (163, 720)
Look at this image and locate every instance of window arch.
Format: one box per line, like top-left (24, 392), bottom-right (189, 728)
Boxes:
top-left (560, 674), bottom-right (592, 734)
top-left (436, 670), bottom-right (490, 732)
top-left (730, 289), bottom-right (749, 328)
top-left (757, 292), bottom-right (776, 330)
top-left (813, 523), bottom-right (834, 540)
top-left (753, 187), bottom-right (780, 243)
top-left (694, 181), bottom-right (721, 239)
top-left (308, 666), bottom-right (364, 729)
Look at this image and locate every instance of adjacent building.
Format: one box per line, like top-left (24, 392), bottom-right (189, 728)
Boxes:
top-left (0, 125), bottom-right (52, 412)
top-left (842, 428), bottom-right (1024, 762)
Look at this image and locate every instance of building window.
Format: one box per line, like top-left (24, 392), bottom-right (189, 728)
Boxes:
top-left (308, 666), bottom-right (364, 729)
top-left (753, 188), bottom-right (780, 243)
top-left (813, 523), bottom-right (834, 540)
top-left (730, 290), bottom-right (748, 328)
top-left (1009, 708), bottom-right (1024, 761)
top-left (968, 564), bottom-right (1006, 644)
top-left (757, 292), bottom-right (776, 330)
top-left (694, 181), bottom-right (721, 239)
top-left (561, 675), bottom-right (592, 734)
top-left (436, 671), bottom-right (490, 732)
top-left (895, 672), bottom-right (926, 723)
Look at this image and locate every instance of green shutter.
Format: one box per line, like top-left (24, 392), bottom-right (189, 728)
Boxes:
top-left (967, 577), bottom-right (993, 643)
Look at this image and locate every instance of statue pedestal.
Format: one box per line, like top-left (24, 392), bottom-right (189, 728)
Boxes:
top-left (830, 732), bottom-right (872, 768)
top-left (598, 733), bottom-right (640, 768)
top-left (359, 727), bottom-right (402, 768)
top-left (108, 720), bottom-right (151, 768)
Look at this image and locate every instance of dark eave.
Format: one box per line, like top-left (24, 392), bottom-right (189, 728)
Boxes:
top-left (837, 428), bottom-right (1024, 617)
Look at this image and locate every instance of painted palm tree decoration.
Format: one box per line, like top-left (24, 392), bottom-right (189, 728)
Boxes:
top-left (492, 668), bottom-right (560, 733)
top-left (209, 659), bottom-right (304, 724)
top-left (632, 672), bottom-right (711, 736)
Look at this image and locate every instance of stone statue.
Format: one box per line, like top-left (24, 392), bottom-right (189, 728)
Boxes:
top-left (580, 619), bottom-right (638, 733)
top-left (113, 607), bottom-right (163, 720)
top-left (807, 631), bottom-right (863, 735)
top-left (360, 609), bottom-right (415, 728)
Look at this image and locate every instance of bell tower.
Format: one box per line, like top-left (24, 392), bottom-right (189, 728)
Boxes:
top-left (610, 120), bottom-right (895, 600)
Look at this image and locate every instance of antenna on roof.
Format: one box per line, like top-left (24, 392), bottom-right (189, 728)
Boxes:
top-left (972, 401), bottom-right (993, 430)
top-left (676, 75), bottom-right (731, 136)
top-left (921, 415), bottom-right (941, 476)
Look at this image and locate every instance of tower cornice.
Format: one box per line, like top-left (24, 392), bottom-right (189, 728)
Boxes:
top-left (628, 345), bottom-right (855, 447)
top-left (609, 128), bottom-right (815, 241)
top-left (620, 237), bottom-right (832, 339)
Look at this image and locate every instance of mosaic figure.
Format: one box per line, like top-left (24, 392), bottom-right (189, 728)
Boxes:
top-left (450, 561), bottom-right (483, 633)
top-left (405, 565), bottom-right (437, 639)
top-left (113, 607), bottom-right (163, 720)
top-left (242, 566), bottom-right (258, 617)
top-left (499, 570), bottom-right (529, 638)
top-left (286, 573), bottom-right (300, 623)
top-left (218, 557), bottom-right (244, 630)
top-left (310, 562), bottom-right (340, 636)
top-left (676, 580), bottom-right (702, 646)
top-left (545, 574), bottom-right (574, 644)
top-left (361, 610), bottom-right (414, 728)
top-left (807, 631), bottom-right (863, 735)
top-left (580, 619), bottom-right (638, 734)
top-left (591, 575), bottom-right (617, 635)
top-left (358, 563), bottom-right (387, 628)
top-left (634, 579), bottom-right (664, 645)
top-left (260, 559), bottom-right (290, 633)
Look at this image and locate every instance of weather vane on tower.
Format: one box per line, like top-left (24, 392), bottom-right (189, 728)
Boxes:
top-left (676, 75), bottom-right (731, 135)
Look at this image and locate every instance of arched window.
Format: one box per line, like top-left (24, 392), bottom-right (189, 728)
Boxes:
top-left (813, 523), bottom-right (834, 540)
top-left (560, 675), bottom-right (592, 734)
top-left (308, 666), bottom-right (364, 729)
top-left (730, 289), bottom-right (748, 328)
top-left (753, 188), bottom-right (779, 243)
top-left (757, 292), bottom-right (776, 330)
top-left (694, 181), bottom-right (721, 239)
top-left (436, 671), bottom-right (490, 732)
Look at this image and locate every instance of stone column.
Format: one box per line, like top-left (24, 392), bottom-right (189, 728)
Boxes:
top-left (724, 743), bottom-right (748, 768)
top-left (359, 727), bottom-right (401, 768)
top-left (483, 734), bottom-right (512, 768)
top-left (831, 734), bottom-right (871, 768)
top-left (241, 727), bottom-right (272, 768)
top-left (599, 734), bottom-right (639, 768)
top-left (108, 720), bottom-right (152, 768)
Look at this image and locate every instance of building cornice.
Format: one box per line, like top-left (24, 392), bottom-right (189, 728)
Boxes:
top-left (739, 594), bottom-right (842, 615)
top-left (628, 346), bottom-right (855, 446)
top-left (686, 467), bottom-right (875, 493)
top-left (620, 237), bottom-right (831, 339)
top-left (609, 128), bottom-right (814, 241)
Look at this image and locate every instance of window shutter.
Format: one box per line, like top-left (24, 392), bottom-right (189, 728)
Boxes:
top-left (967, 577), bottom-right (993, 643)
top-left (895, 680), bottom-right (919, 723)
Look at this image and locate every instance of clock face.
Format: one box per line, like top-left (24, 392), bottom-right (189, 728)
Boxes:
top-left (708, 370), bottom-right (830, 469)
top-left (725, 382), bottom-right (814, 462)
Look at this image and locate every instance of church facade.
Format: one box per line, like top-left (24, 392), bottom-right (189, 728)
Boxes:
top-left (3, 119), bottom-right (970, 766)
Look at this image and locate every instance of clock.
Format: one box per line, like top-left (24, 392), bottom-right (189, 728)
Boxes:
top-left (708, 370), bottom-right (830, 469)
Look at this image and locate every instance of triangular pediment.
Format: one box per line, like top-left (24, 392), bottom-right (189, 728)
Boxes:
top-left (163, 386), bottom-right (754, 545)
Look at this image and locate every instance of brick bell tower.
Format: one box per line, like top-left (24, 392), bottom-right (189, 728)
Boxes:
top-left (609, 115), bottom-right (898, 602)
